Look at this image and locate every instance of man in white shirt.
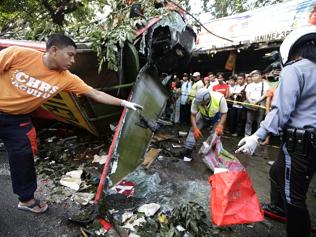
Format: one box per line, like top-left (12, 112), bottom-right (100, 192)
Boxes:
top-left (188, 72), bottom-right (204, 102)
top-left (244, 70), bottom-right (270, 136)
top-left (229, 73), bottom-right (247, 136)
top-left (180, 73), bottom-right (192, 124)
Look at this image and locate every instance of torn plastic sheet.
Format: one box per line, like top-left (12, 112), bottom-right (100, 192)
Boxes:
top-left (137, 203), bottom-right (160, 217)
top-left (199, 133), bottom-right (244, 172)
top-left (123, 216), bottom-right (146, 232)
top-left (37, 178), bottom-right (75, 204)
top-left (127, 170), bottom-right (161, 199)
top-left (92, 154), bottom-right (107, 165)
top-left (124, 169), bottom-right (210, 213)
top-left (129, 233), bottom-right (141, 237)
top-left (71, 192), bottom-right (95, 206)
top-left (60, 170), bottom-right (83, 191)
top-left (121, 212), bottom-right (134, 223)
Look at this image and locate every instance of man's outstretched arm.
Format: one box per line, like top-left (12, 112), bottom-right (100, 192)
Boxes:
top-left (83, 88), bottom-right (143, 111)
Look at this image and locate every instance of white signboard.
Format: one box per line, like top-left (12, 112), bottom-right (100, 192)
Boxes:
top-left (195, 0), bottom-right (315, 52)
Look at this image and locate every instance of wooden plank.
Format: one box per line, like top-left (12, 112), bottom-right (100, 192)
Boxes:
top-left (143, 148), bottom-right (162, 169)
top-left (152, 133), bottom-right (175, 142)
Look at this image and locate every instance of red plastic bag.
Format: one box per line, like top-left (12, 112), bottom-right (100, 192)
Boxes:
top-left (209, 170), bottom-right (264, 226)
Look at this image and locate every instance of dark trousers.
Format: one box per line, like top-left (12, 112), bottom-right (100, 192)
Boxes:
top-left (0, 113), bottom-right (38, 202)
top-left (270, 143), bottom-right (315, 237)
top-left (180, 103), bottom-right (191, 125)
top-left (229, 107), bottom-right (246, 135)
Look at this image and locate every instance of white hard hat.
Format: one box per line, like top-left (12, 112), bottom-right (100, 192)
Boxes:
top-left (280, 25), bottom-right (316, 65)
top-left (192, 72), bottom-right (201, 77)
top-left (194, 88), bottom-right (210, 104)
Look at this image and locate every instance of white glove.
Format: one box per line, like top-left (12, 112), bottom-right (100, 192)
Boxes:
top-left (121, 100), bottom-right (143, 111)
top-left (235, 134), bottom-right (259, 155)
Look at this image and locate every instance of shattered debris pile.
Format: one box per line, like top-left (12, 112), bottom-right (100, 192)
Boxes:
top-left (120, 202), bottom-right (229, 237)
top-left (35, 122), bottom-right (233, 236)
top-left (139, 202), bottom-right (230, 237)
top-left (35, 124), bottom-right (113, 204)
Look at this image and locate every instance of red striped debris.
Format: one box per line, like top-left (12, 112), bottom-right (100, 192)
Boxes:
top-left (113, 180), bottom-right (135, 197)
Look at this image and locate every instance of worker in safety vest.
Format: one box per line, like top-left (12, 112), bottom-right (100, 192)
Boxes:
top-left (188, 72), bottom-right (204, 102)
top-left (183, 88), bottom-right (228, 160)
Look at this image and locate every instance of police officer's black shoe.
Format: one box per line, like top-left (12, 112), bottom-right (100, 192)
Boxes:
top-left (262, 203), bottom-right (316, 233)
top-left (262, 204), bottom-right (287, 222)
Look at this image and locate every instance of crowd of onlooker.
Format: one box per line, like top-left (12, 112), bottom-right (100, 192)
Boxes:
top-left (166, 69), bottom-right (280, 140)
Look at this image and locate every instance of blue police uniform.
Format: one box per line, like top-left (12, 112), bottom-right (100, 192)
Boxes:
top-left (255, 58), bottom-right (316, 237)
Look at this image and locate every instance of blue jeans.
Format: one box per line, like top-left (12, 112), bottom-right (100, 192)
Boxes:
top-left (0, 113), bottom-right (37, 202)
top-left (185, 112), bottom-right (220, 149)
top-left (245, 109), bottom-right (265, 136)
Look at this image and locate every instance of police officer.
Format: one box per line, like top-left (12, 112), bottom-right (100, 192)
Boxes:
top-left (183, 88), bottom-right (228, 160)
top-left (236, 25), bottom-right (316, 237)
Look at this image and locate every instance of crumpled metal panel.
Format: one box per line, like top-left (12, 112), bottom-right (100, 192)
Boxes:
top-left (139, 11), bottom-right (196, 73)
top-left (109, 65), bottom-right (168, 185)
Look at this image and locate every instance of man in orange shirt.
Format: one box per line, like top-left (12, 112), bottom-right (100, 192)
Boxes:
top-left (0, 33), bottom-right (142, 213)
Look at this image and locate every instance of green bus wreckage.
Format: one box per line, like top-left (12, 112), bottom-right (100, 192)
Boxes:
top-left (0, 10), bottom-right (196, 186)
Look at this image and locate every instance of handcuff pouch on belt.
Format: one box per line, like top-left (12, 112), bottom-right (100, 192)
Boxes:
top-left (281, 128), bottom-right (316, 158)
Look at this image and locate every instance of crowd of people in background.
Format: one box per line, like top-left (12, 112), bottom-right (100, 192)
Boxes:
top-left (166, 68), bottom-right (280, 141)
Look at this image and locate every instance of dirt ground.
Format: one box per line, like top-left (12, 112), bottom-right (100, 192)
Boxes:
top-left (145, 124), bottom-right (316, 237)
top-left (0, 123), bottom-right (316, 237)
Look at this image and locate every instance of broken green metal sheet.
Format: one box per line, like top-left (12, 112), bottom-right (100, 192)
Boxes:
top-left (109, 65), bottom-right (168, 185)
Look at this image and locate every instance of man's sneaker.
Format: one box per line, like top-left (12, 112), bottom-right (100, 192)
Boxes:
top-left (183, 148), bottom-right (193, 162)
top-left (262, 204), bottom-right (287, 222)
top-left (267, 161), bottom-right (275, 166)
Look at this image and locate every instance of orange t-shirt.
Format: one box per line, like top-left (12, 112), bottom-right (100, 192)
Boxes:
top-left (0, 46), bottom-right (93, 114)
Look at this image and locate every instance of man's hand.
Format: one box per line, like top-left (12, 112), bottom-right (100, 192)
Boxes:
top-left (121, 100), bottom-right (144, 111)
top-left (215, 124), bottom-right (224, 136)
top-left (235, 134), bottom-right (259, 155)
top-left (194, 127), bottom-right (202, 141)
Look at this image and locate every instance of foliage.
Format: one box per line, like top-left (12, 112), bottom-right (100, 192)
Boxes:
top-left (0, 0), bottom-right (87, 40)
top-left (0, 0), bottom-right (285, 71)
top-left (81, 0), bottom-right (178, 73)
top-left (252, 0), bottom-right (285, 9)
top-left (210, 0), bottom-right (248, 18)
top-left (136, 202), bottom-right (230, 237)
top-left (0, 0), bottom-right (184, 72)
top-left (206, 0), bottom-right (284, 18)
